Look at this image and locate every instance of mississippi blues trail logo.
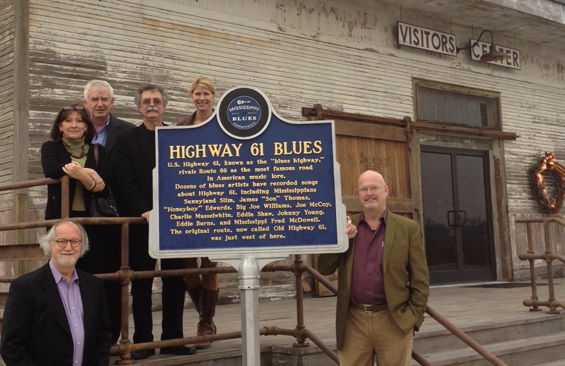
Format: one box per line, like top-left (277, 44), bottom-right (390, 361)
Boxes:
top-left (227, 96), bottom-right (261, 130)
top-left (218, 87), bottom-right (271, 140)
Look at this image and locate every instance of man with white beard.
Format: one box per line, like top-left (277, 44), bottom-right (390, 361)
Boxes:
top-left (1, 221), bottom-right (112, 366)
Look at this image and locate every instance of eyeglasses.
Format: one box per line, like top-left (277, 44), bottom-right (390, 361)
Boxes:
top-left (357, 186), bottom-right (386, 194)
top-left (54, 238), bottom-right (82, 247)
top-left (141, 98), bottom-right (163, 106)
top-left (62, 106), bottom-right (85, 110)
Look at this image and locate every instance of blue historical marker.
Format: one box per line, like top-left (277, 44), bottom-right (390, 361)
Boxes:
top-left (149, 87), bottom-right (348, 260)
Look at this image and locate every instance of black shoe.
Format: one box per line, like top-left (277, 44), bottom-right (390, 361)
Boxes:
top-left (161, 345), bottom-right (197, 355)
top-left (130, 349), bottom-right (155, 360)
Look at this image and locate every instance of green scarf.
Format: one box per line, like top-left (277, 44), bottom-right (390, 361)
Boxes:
top-left (62, 136), bottom-right (90, 212)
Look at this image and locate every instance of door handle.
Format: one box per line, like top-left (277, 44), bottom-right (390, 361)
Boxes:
top-left (447, 210), bottom-right (456, 227)
top-left (457, 210), bottom-right (467, 226)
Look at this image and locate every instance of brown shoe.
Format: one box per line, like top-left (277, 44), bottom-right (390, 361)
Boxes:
top-left (194, 289), bottom-right (219, 349)
top-left (195, 321), bottom-right (216, 349)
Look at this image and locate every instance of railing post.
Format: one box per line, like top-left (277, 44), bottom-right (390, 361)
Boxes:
top-left (525, 223), bottom-right (541, 311)
top-left (60, 176), bottom-right (70, 219)
top-left (116, 222), bottom-right (134, 364)
top-left (543, 221), bottom-right (559, 313)
top-left (293, 255), bottom-right (309, 348)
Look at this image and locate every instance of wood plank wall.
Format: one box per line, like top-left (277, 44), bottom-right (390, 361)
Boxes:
top-left (0, 0), bottom-right (15, 248)
top-left (4, 0), bottom-right (565, 278)
top-left (0, 0), bottom-right (14, 186)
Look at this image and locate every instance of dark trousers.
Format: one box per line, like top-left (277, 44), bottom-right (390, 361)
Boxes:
top-left (129, 234), bottom-right (187, 344)
top-left (76, 224), bottom-right (123, 344)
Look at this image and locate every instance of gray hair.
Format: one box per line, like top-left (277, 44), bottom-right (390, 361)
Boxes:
top-left (84, 80), bottom-right (114, 101)
top-left (134, 83), bottom-right (168, 107)
top-left (39, 221), bottom-right (90, 257)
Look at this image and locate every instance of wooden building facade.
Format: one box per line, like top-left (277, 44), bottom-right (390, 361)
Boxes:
top-left (2, 0), bottom-right (565, 286)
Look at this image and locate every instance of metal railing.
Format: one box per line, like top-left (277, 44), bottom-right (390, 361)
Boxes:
top-left (1, 177), bottom-right (508, 365)
top-left (515, 217), bottom-right (565, 313)
top-left (308, 265), bottom-right (508, 366)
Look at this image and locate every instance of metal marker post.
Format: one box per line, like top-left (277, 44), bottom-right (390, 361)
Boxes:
top-left (238, 257), bottom-right (261, 366)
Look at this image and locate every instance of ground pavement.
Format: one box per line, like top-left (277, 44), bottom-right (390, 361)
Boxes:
top-left (106, 280), bottom-right (565, 365)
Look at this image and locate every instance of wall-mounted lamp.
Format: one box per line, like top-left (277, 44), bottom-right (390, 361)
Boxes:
top-left (456, 29), bottom-right (510, 62)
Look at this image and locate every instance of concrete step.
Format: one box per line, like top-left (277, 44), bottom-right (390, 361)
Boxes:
top-left (532, 360), bottom-right (565, 366)
top-left (107, 344), bottom-right (336, 366)
top-left (412, 314), bottom-right (565, 366)
top-left (414, 314), bottom-right (565, 354)
top-left (416, 332), bottom-right (565, 366)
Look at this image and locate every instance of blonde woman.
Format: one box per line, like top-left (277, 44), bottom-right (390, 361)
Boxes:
top-left (179, 77), bottom-right (219, 348)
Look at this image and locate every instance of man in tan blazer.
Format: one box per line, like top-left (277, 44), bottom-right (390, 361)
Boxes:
top-left (318, 170), bottom-right (429, 366)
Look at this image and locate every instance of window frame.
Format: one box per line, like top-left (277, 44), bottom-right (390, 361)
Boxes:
top-left (414, 79), bottom-right (503, 131)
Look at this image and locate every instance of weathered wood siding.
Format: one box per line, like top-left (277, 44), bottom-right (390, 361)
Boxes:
top-left (0, 0), bottom-right (15, 246)
top-left (16, 0), bottom-right (565, 281)
top-left (0, 0), bottom-right (14, 185)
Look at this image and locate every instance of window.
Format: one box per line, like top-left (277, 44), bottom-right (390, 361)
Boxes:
top-left (417, 85), bottom-right (500, 129)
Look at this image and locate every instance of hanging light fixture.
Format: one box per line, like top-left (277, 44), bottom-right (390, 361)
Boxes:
top-left (456, 29), bottom-right (510, 62)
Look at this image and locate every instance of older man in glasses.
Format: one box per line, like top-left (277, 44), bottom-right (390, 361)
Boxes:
top-left (112, 84), bottom-right (196, 359)
top-left (318, 170), bottom-right (429, 366)
top-left (1, 221), bottom-right (112, 366)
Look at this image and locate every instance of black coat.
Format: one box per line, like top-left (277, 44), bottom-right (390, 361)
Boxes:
top-left (0, 264), bottom-right (112, 366)
top-left (112, 123), bottom-right (158, 218)
top-left (104, 114), bottom-right (136, 157)
top-left (40, 141), bottom-right (109, 220)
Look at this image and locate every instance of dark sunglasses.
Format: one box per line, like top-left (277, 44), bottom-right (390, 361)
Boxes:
top-left (62, 106), bottom-right (85, 110)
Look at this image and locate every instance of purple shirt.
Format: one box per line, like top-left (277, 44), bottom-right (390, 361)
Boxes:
top-left (350, 210), bottom-right (388, 305)
top-left (50, 261), bottom-right (85, 366)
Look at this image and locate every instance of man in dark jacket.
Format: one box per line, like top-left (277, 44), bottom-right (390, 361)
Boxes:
top-left (83, 79), bottom-right (135, 155)
top-left (1, 221), bottom-right (112, 366)
top-left (83, 79), bottom-right (136, 343)
top-left (112, 84), bottom-right (196, 359)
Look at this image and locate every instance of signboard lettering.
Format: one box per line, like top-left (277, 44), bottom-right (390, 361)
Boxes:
top-left (149, 87), bottom-right (348, 260)
top-left (470, 39), bottom-right (521, 69)
top-left (397, 22), bottom-right (456, 56)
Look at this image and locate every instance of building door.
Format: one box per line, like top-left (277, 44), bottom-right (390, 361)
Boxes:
top-left (304, 108), bottom-right (415, 296)
top-left (421, 146), bottom-right (495, 284)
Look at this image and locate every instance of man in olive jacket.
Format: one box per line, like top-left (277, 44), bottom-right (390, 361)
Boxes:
top-left (318, 170), bottom-right (429, 366)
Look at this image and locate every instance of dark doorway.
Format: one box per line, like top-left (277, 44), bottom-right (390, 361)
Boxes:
top-left (421, 147), bottom-right (496, 284)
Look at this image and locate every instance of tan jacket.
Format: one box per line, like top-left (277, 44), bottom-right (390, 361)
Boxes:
top-left (318, 211), bottom-right (429, 350)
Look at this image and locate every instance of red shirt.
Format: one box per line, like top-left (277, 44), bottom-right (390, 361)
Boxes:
top-left (350, 210), bottom-right (387, 305)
